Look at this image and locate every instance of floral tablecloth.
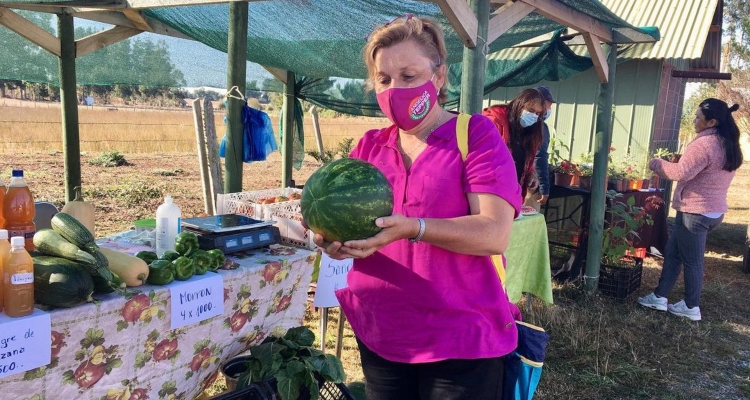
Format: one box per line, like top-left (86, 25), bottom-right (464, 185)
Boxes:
top-left (0, 243), bottom-right (314, 400)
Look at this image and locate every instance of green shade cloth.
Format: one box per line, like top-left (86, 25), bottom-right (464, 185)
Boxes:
top-left (505, 213), bottom-right (553, 304)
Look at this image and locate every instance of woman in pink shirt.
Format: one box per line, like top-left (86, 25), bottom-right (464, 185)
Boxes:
top-left (313, 15), bottom-right (521, 400)
top-left (638, 98), bottom-right (743, 321)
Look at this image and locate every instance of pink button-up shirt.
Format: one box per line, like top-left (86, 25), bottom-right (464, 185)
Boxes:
top-left (335, 114), bottom-right (522, 363)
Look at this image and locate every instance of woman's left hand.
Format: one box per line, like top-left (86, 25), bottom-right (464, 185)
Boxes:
top-left (342, 214), bottom-right (416, 258)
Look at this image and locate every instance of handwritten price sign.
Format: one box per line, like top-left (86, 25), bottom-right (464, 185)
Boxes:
top-left (169, 273), bottom-right (224, 329)
top-left (0, 309), bottom-right (51, 379)
top-left (313, 253), bottom-right (353, 308)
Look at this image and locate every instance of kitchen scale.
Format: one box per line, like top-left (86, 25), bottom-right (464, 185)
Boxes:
top-left (181, 214), bottom-right (281, 254)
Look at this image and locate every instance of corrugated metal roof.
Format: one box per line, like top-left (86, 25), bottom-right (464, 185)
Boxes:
top-left (602, 0), bottom-right (718, 60)
top-left (488, 0), bottom-right (718, 62)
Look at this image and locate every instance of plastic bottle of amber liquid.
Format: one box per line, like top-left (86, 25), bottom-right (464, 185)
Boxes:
top-left (0, 175), bottom-right (6, 229)
top-left (4, 170), bottom-right (36, 251)
top-left (0, 229), bottom-right (9, 313)
top-left (4, 236), bottom-right (34, 317)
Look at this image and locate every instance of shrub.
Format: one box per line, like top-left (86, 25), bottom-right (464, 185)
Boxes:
top-left (89, 151), bottom-right (129, 167)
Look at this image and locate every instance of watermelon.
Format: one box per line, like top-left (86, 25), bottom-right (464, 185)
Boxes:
top-left (301, 158), bottom-right (394, 243)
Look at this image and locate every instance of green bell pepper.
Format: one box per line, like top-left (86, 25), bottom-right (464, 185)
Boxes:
top-left (175, 232), bottom-right (199, 256)
top-left (161, 250), bottom-right (181, 262)
top-left (206, 249), bottom-right (225, 271)
top-left (190, 249), bottom-right (212, 275)
top-left (173, 256), bottom-right (196, 281)
top-left (135, 250), bottom-right (159, 265)
top-left (147, 260), bottom-right (175, 285)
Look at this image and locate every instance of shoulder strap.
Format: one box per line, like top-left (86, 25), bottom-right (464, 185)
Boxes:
top-left (456, 113), bottom-right (471, 161)
top-left (456, 113), bottom-right (508, 288)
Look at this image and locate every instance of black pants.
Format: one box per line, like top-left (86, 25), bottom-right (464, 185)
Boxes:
top-left (357, 339), bottom-right (505, 400)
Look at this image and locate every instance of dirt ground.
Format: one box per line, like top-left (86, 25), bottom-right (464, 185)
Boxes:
top-left (2, 151), bottom-right (322, 238)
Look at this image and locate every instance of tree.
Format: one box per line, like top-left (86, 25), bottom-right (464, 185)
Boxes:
top-left (0, 11), bottom-right (57, 97)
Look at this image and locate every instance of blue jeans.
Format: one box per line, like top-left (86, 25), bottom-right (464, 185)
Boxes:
top-left (654, 211), bottom-right (723, 308)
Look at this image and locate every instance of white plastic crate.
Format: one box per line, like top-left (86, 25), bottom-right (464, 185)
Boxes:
top-left (217, 188), bottom-right (315, 250)
top-left (217, 188), bottom-right (302, 221)
top-left (264, 201), bottom-right (316, 250)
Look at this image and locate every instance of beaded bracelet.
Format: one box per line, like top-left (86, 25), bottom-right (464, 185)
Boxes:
top-left (409, 218), bottom-right (426, 243)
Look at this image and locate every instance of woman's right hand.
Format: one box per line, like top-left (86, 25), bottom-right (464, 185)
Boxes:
top-left (312, 233), bottom-right (350, 260)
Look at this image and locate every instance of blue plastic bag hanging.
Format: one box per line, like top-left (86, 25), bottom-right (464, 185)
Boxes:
top-left (219, 87), bottom-right (277, 162)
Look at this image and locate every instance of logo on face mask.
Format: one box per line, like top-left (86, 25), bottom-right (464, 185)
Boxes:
top-left (409, 91), bottom-right (431, 121)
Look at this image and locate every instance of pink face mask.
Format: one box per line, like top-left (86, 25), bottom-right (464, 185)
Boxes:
top-left (376, 76), bottom-right (438, 131)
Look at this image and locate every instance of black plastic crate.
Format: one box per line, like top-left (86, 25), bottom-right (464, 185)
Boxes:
top-left (261, 377), bottom-right (356, 400)
top-left (549, 242), bottom-right (586, 282)
top-left (210, 383), bottom-right (266, 400)
top-left (599, 258), bottom-right (643, 300)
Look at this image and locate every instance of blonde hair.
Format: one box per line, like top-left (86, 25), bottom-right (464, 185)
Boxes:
top-left (363, 15), bottom-right (448, 104)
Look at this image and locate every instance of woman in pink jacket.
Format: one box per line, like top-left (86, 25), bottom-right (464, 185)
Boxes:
top-left (638, 98), bottom-right (743, 321)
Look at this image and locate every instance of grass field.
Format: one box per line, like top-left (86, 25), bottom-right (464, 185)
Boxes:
top-left (0, 100), bottom-right (384, 154)
top-left (1, 102), bottom-right (749, 399)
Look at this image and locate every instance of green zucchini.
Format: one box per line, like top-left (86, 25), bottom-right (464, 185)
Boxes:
top-left (32, 255), bottom-right (119, 295)
top-left (33, 261), bottom-right (95, 308)
top-left (51, 212), bottom-right (98, 252)
top-left (33, 229), bottom-right (97, 265)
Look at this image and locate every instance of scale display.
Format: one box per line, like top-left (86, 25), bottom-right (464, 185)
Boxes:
top-left (181, 214), bottom-right (274, 233)
top-left (181, 214), bottom-right (281, 253)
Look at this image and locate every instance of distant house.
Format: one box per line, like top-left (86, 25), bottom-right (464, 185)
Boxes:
top-left (484, 0), bottom-right (726, 165)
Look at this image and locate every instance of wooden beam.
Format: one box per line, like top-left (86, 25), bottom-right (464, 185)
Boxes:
top-left (671, 70), bottom-right (732, 80)
top-left (434, 0), bottom-right (478, 48)
top-left (72, 10), bottom-right (193, 40)
top-left (582, 32), bottom-right (608, 84)
top-left (263, 66), bottom-right (288, 84)
top-left (519, 0), bottom-right (613, 43)
top-left (0, 7), bottom-right (61, 56)
top-left (125, 0), bottom-right (264, 9)
top-left (76, 25), bottom-right (142, 57)
top-left (487, 0), bottom-right (534, 44)
top-left (121, 9), bottom-right (152, 31)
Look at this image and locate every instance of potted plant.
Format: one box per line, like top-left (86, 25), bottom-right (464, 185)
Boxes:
top-left (607, 163), bottom-right (627, 192)
top-left (552, 159), bottom-right (578, 187)
top-left (232, 326), bottom-right (346, 400)
top-left (599, 190), bottom-right (654, 299)
top-left (577, 163), bottom-right (594, 190)
top-left (649, 148), bottom-right (674, 189)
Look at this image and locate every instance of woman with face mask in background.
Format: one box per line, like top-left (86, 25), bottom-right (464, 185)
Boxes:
top-left (482, 89), bottom-right (547, 203)
top-left (312, 15), bottom-right (522, 400)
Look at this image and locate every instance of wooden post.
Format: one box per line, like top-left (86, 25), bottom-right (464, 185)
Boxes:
top-left (224, 2), bottom-right (248, 194)
top-left (584, 42), bottom-right (618, 294)
top-left (459, 0), bottom-right (490, 114)
top-left (58, 13), bottom-right (80, 202)
top-left (192, 99), bottom-right (211, 214)
top-left (281, 70), bottom-right (295, 188)
top-left (310, 105), bottom-right (324, 154)
top-left (203, 99), bottom-right (223, 210)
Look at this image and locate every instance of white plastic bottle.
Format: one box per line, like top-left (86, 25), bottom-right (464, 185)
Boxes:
top-left (155, 194), bottom-right (181, 257)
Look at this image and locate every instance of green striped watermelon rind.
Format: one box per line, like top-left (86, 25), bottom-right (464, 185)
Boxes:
top-left (301, 158), bottom-right (394, 243)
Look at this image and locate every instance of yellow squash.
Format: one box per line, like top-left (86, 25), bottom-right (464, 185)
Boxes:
top-left (99, 247), bottom-right (149, 287)
top-left (61, 186), bottom-right (96, 235)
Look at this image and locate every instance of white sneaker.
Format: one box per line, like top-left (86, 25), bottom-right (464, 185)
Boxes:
top-left (637, 293), bottom-right (668, 311)
top-left (667, 300), bottom-right (701, 321)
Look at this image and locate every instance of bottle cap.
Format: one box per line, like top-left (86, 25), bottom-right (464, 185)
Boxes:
top-left (165, 194), bottom-right (173, 204)
top-left (0, 229), bottom-right (7, 240)
top-left (12, 169), bottom-right (23, 177)
top-left (10, 236), bottom-right (25, 247)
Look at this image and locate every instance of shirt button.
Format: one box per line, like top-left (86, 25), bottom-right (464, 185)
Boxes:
top-left (506, 322), bottom-right (513, 329)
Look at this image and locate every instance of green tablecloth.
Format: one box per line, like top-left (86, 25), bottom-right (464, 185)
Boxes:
top-left (504, 213), bottom-right (553, 304)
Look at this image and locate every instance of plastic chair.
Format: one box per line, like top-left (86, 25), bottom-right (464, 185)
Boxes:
top-left (33, 201), bottom-right (59, 230)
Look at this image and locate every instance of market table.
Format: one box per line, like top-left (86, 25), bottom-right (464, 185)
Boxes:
top-left (0, 241), bottom-right (314, 400)
top-left (503, 212), bottom-right (554, 305)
